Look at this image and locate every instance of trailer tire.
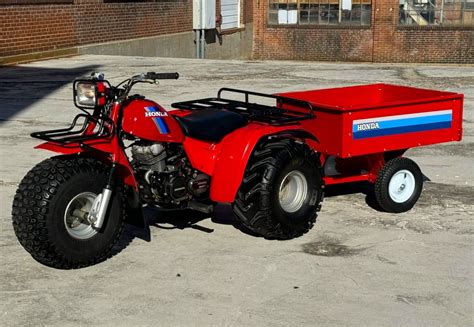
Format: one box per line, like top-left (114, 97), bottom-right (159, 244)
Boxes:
top-left (232, 139), bottom-right (324, 240)
top-left (12, 157), bottom-right (126, 269)
top-left (374, 157), bottom-right (423, 213)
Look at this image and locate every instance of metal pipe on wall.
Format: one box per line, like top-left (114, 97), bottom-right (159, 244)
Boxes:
top-left (200, 30), bottom-right (205, 59)
top-left (199, 0), bottom-right (205, 59)
top-left (195, 30), bottom-right (201, 59)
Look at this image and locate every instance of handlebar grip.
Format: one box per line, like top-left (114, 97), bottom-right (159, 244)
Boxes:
top-left (147, 72), bottom-right (179, 80)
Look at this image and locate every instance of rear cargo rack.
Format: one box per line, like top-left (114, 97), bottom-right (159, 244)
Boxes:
top-left (171, 88), bottom-right (314, 125)
top-left (31, 113), bottom-right (113, 144)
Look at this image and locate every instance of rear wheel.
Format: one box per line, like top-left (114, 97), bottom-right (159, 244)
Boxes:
top-left (12, 157), bottom-right (126, 269)
top-left (232, 139), bottom-right (324, 239)
top-left (374, 157), bottom-right (423, 213)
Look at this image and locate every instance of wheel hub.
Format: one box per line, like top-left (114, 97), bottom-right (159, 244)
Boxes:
top-left (278, 170), bottom-right (308, 213)
top-left (388, 170), bottom-right (416, 203)
top-left (64, 192), bottom-right (99, 240)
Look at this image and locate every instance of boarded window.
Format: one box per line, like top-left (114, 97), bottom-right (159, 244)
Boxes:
top-left (221, 0), bottom-right (240, 29)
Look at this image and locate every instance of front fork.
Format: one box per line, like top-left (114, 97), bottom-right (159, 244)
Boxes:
top-left (88, 164), bottom-right (116, 229)
top-left (88, 103), bottom-right (124, 229)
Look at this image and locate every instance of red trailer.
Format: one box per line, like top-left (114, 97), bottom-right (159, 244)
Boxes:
top-left (278, 83), bottom-right (463, 187)
top-left (12, 73), bottom-right (464, 269)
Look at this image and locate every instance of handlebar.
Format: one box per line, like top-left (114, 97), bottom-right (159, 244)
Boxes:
top-left (145, 72), bottom-right (179, 80)
top-left (112, 71), bottom-right (180, 100)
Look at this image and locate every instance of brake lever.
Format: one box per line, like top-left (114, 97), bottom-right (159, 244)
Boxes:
top-left (142, 79), bottom-right (157, 85)
top-left (131, 73), bottom-right (155, 84)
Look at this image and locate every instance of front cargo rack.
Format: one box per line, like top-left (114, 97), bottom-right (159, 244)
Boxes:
top-left (31, 113), bottom-right (113, 144)
top-left (171, 88), bottom-right (315, 125)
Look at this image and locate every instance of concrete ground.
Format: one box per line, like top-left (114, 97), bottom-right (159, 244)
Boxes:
top-left (0, 56), bottom-right (472, 326)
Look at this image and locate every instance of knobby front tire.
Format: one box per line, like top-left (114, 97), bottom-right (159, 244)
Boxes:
top-left (12, 157), bottom-right (126, 269)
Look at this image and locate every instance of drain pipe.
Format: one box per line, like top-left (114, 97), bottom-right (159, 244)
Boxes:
top-left (194, 0), bottom-right (213, 59)
top-left (199, 0), bottom-right (206, 59)
top-left (195, 29), bottom-right (205, 59)
top-left (195, 29), bottom-right (201, 59)
top-left (200, 29), bottom-right (205, 59)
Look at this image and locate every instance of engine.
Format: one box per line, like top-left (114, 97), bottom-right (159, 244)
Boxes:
top-left (131, 141), bottom-right (210, 206)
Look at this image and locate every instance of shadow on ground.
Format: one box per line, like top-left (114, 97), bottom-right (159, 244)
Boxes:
top-left (109, 181), bottom-right (397, 258)
top-left (0, 65), bottom-right (100, 123)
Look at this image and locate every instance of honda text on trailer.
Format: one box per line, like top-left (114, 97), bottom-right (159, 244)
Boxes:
top-left (12, 72), bottom-right (463, 268)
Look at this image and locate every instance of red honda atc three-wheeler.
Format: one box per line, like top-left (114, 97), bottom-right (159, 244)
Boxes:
top-left (12, 72), bottom-right (464, 268)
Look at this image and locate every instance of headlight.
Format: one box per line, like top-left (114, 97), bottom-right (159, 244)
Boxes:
top-left (75, 82), bottom-right (96, 108)
top-left (73, 79), bottom-right (109, 110)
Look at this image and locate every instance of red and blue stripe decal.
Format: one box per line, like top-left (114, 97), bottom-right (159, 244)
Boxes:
top-left (145, 106), bottom-right (169, 134)
top-left (352, 110), bottom-right (452, 139)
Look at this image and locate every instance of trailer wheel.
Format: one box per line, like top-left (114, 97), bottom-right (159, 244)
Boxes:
top-left (374, 157), bottom-right (423, 213)
top-left (232, 139), bottom-right (324, 239)
top-left (12, 157), bottom-right (126, 269)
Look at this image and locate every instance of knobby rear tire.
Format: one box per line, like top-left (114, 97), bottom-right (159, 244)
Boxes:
top-left (232, 138), bottom-right (324, 240)
top-left (12, 157), bottom-right (126, 269)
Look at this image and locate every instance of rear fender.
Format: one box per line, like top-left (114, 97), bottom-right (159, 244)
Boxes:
top-left (209, 125), bottom-right (317, 203)
top-left (35, 141), bottom-right (138, 189)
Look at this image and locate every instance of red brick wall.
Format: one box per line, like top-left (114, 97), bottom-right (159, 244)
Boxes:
top-left (253, 0), bottom-right (473, 63)
top-left (0, 4), bottom-right (76, 56)
top-left (244, 0), bottom-right (252, 23)
top-left (372, 0), bottom-right (473, 63)
top-left (2, 0), bottom-right (471, 63)
top-left (0, 0), bottom-right (192, 57)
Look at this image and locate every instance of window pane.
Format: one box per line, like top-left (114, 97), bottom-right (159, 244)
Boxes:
top-left (268, 2), bottom-right (280, 24)
top-left (320, 4), bottom-right (331, 24)
top-left (309, 4), bottom-right (320, 23)
top-left (361, 9), bottom-right (372, 25)
top-left (328, 4), bottom-right (340, 24)
top-left (300, 3), bottom-right (310, 24)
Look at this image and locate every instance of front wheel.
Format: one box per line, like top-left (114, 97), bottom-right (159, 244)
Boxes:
top-left (12, 157), bottom-right (126, 269)
top-left (374, 157), bottom-right (423, 213)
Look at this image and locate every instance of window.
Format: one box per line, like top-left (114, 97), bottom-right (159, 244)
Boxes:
top-left (399, 0), bottom-right (474, 26)
top-left (268, 0), bottom-right (372, 26)
top-left (0, 0), bottom-right (72, 4)
top-left (104, 0), bottom-right (185, 2)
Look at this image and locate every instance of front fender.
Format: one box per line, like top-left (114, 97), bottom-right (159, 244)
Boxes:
top-left (35, 141), bottom-right (138, 190)
top-left (209, 124), bottom-right (316, 203)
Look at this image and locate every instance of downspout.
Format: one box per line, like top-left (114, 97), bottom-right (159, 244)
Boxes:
top-left (196, 30), bottom-right (201, 59)
top-left (200, 0), bottom-right (205, 59)
top-left (194, 0), bottom-right (204, 59)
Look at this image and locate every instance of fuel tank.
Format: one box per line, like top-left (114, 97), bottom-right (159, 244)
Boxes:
top-left (121, 98), bottom-right (184, 142)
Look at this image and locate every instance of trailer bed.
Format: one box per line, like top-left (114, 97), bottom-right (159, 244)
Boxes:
top-left (279, 83), bottom-right (463, 158)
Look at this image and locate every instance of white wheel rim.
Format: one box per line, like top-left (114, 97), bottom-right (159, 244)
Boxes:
top-left (64, 192), bottom-right (99, 240)
top-left (388, 169), bottom-right (416, 203)
top-left (279, 170), bottom-right (308, 213)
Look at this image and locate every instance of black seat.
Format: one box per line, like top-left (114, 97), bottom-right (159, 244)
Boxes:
top-left (174, 109), bottom-right (247, 142)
